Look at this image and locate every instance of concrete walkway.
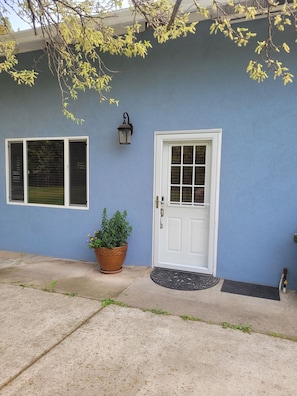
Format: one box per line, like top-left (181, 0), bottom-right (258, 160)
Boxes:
top-left (1, 251), bottom-right (297, 395)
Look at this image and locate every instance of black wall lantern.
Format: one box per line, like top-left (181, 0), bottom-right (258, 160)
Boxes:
top-left (117, 112), bottom-right (133, 144)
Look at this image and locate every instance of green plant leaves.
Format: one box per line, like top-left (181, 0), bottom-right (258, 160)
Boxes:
top-left (88, 208), bottom-right (132, 249)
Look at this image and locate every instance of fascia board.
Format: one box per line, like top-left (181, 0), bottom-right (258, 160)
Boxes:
top-left (9, 27), bottom-right (46, 54)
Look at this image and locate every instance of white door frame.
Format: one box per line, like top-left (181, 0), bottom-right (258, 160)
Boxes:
top-left (152, 129), bottom-right (222, 275)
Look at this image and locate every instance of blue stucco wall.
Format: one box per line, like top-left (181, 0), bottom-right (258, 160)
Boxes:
top-left (1, 19), bottom-right (297, 289)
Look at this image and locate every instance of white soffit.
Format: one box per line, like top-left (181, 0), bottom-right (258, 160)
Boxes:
top-left (2, 0), bottom-right (239, 54)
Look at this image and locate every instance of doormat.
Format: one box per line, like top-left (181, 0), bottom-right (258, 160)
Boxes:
top-left (150, 268), bottom-right (220, 291)
top-left (221, 279), bottom-right (280, 301)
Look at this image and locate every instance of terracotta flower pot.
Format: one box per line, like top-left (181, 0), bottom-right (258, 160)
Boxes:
top-left (94, 243), bottom-right (128, 274)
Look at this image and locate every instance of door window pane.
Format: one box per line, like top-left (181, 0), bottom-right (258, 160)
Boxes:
top-left (194, 187), bottom-right (204, 204)
top-left (170, 186), bottom-right (180, 202)
top-left (171, 166), bottom-right (180, 184)
top-left (182, 167), bottom-right (193, 185)
top-left (171, 146), bottom-right (181, 164)
top-left (182, 187), bottom-right (192, 203)
top-left (195, 167), bottom-right (205, 185)
top-left (183, 146), bottom-right (193, 164)
top-left (195, 146), bottom-right (206, 164)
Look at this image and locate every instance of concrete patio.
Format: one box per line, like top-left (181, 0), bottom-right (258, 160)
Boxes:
top-left (1, 251), bottom-right (297, 395)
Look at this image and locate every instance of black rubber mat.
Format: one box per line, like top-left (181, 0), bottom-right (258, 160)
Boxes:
top-left (221, 279), bottom-right (280, 301)
top-left (150, 267), bottom-right (220, 291)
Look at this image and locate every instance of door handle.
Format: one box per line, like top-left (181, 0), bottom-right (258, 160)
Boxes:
top-left (156, 196), bottom-right (165, 208)
top-left (160, 204), bottom-right (164, 229)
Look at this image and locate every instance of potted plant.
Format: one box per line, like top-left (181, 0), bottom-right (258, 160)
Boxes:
top-left (88, 208), bottom-right (132, 274)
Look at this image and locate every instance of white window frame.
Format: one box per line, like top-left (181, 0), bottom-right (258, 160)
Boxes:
top-left (5, 136), bottom-right (89, 209)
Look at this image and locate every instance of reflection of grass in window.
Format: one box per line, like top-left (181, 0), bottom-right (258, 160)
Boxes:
top-left (70, 186), bottom-right (86, 205)
top-left (28, 187), bottom-right (64, 205)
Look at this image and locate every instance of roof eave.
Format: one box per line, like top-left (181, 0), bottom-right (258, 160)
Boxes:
top-left (2, 0), bottom-right (274, 55)
top-left (0, 0), bottom-right (211, 54)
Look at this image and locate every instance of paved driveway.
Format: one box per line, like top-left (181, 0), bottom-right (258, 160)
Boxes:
top-left (1, 252), bottom-right (297, 395)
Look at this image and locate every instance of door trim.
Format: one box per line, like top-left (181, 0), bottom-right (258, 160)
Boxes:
top-left (152, 129), bottom-right (222, 275)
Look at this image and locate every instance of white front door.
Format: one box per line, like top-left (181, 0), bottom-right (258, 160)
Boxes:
top-left (153, 130), bottom-right (222, 274)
